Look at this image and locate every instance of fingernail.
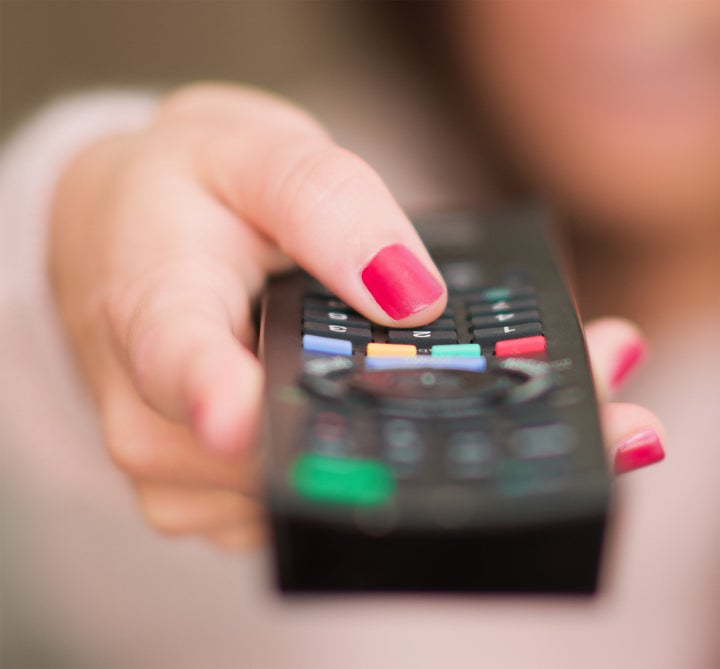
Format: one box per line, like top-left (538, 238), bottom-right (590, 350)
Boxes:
top-left (613, 429), bottom-right (665, 474)
top-left (610, 341), bottom-right (646, 390)
top-left (361, 244), bottom-right (444, 320)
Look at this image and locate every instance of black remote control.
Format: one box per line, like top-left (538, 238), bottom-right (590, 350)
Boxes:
top-left (258, 206), bottom-right (611, 594)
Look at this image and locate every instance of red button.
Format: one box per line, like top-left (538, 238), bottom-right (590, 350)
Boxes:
top-left (495, 335), bottom-right (546, 356)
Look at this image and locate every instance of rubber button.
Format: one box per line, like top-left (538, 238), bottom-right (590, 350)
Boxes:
top-left (366, 343), bottom-right (417, 357)
top-left (365, 356), bottom-right (487, 371)
top-left (291, 453), bottom-right (394, 506)
top-left (495, 335), bottom-right (547, 356)
top-left (303, 322), bottom-right (372, 344)
top-left (473, 322), bottom-right (543, 346)
top-left (431, 343), bottom-right (481, 357)
top-left (388, 329), bottom-right (458, 346)
top-left (302, 334), bottom-right (352, 356)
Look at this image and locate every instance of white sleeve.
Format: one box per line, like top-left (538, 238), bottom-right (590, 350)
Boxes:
top-left (0, 91), bottom-right (159, 474)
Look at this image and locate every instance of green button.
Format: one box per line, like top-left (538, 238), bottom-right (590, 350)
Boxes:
top-left (291, 453), bottom-right (395, 506)
top-left (482, 287), bottom-right (512, 301)
top-left (431, 343), bottom-right (482, 357)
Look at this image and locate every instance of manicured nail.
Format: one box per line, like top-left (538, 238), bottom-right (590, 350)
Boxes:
top-left (613, 429), bottom-right (665, 474)
top-left (361, 244), bottom-right (444, 320)
top-left (610, 341), bottom-right (646, 390)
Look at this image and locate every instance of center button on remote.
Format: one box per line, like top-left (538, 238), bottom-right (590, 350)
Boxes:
top-left (349, 368), bottom-right (511, 404)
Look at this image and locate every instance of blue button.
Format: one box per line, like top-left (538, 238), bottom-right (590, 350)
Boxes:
top-left (302, 334), bottom-right (352, 356)
top-left (365, 356), bottom-right (486, 371)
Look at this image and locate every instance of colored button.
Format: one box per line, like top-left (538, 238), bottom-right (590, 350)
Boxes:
top-left (302, 334), bottom-right (352, 356)
top-left (495, 335), bottom-right (547, 356)
top-left (291, 453), bottom-right (394, 506)
top-left (431, 343), bottom-right (481, 357)
top-left (366, 342), bottom-right (417, 357)
top-left (467, 286), bottom-right (536, 303)
top-left (365, 356), bottom-right (486, 371)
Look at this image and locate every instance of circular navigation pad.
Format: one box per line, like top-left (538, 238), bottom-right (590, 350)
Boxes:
top-left (300, 355), bottom-right (555, 408)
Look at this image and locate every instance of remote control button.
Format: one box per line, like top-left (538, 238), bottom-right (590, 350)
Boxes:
top-left (468, 299), bottom-right (538, 317)
top-left (496, 357), bottom-right (554, 403)
top-left (495, 335), bottom-right (547, 357)
top-left (366, 343), bottom-right (417, 357)
top-left (508, 423), bottom-right (578, 459)
top-left (388, 329), bottom-right (458, 345)
top-left (389, 316), bottom-right (456, 331)
top-left (500, 268), bottom-right (530, 285)
top-left (303, 308), bottom-right (369, 328)
top-left (300, 355), bottom-right (354, 399)
top-left (469, 310), bottom-right (541, 329)
top-left (382, 418), bottom-right (424, 477)
top-left (304, 322), bottom-right (372, 345)
top-left (473, 322), bottom-right (543, 345)
top-left (303, 296), bottom-right (357, 314)
top-left (310, 410), bottom-right (351, 456)
top-left (431, 343), bottom-right (481, 357)
top-left (466, 286), bottom-right (536, 304)
top-left (438, 261), bottom-right (485, 293)
top-left (350, 367), bottom-right (508, 403)
top-left (446, 431), bottom-right (495, 479)
top-left (291, 453), bottom-right (394, 506)
top-left (302, 334), bottom-right (352, 356)
top-left (364, 356), bottom-right (487, 371)
top-left (497, 458), bottom-right (571, 497)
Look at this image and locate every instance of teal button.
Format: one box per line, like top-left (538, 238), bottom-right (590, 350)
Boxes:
top-left (291, 453), bottom-right (395, 506)
top-left (481, 287), bottom-right (512, 301)
top-left (431, 343), bottom-right (482, 357)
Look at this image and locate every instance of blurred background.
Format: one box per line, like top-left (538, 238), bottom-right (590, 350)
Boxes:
top-left (2, 1), bottom-right (372, 137)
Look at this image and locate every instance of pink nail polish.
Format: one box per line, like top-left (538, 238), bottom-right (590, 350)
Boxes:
top-left (361, 244), bottom-right (444, 320)
top-left (614, 429), bottom-right (665, 474)
top-left (610, 341), bottom-right (646, 390)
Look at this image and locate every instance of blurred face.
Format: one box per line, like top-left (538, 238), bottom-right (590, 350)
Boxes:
top-left (452, 1), bottom-right (720, 238)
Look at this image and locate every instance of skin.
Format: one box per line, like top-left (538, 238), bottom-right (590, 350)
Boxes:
top-left (49, 83), bottom-right (665, 550)
top-left (452, 1), bottom-right (720, 330)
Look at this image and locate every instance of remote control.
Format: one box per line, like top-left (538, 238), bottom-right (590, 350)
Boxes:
top-left (258, 206), bottom-right (611, 594)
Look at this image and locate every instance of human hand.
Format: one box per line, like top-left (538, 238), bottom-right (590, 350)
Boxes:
top-left (48, 84), bottom-right (663, 551)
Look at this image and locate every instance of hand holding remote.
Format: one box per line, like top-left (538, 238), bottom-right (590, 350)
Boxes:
top-left (48, 83), bottom-right (664, 551)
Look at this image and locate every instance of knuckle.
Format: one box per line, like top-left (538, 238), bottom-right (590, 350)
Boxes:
top-left (273, 145), bottom-right (377, 232)
top-left (101, 400), bottom-right (159, 479)
top-left (136, 489), bottom-right (192, 536)
top-left (104, 430), bottom-right (158, 480)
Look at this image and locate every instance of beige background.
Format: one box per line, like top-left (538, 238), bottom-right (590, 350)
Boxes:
top-left (1, 1), bottom-right (392, 139)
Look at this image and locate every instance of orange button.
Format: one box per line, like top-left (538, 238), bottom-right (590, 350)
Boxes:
top-left (366, 343), bottom-right (417, 357)
top-left (495, 335), bottom-right (546, 357)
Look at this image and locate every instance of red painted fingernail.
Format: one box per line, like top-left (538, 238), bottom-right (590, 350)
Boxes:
top-left (610, 341), bottom-right (646, 390)
top-left (361, 244), bottom-right (444, 320)
top-left (614, 429), bottom-right (665, 474)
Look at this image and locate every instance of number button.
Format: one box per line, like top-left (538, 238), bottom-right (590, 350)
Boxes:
top-left (303, 321), bottom-right (372, 344)
top-left (303, 308), bottom-right (370, 328)
top-left (469, 310), bottom-right (541, 329)
top-left (388, 329), bottom-right (458, 345)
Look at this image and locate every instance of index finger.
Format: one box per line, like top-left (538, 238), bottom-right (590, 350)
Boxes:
top-left (174, 87), bottom-right (448, 327)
